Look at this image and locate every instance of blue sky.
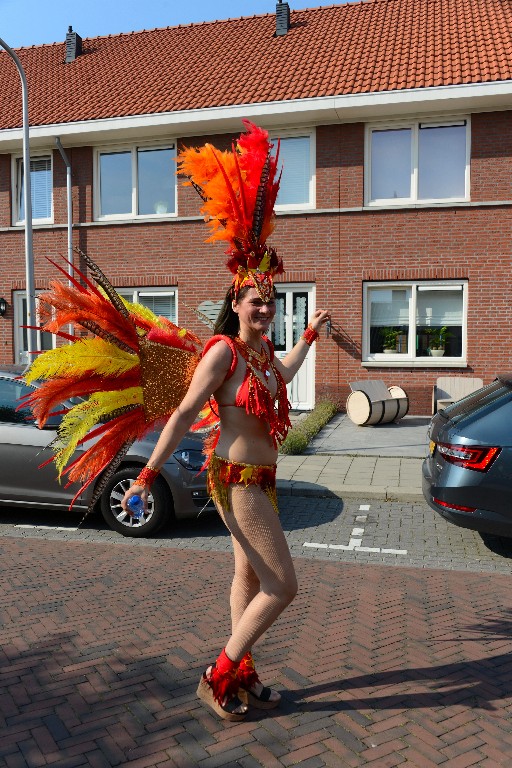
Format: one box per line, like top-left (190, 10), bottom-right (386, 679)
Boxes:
top-left (1, 1), bottom-right (350, 49)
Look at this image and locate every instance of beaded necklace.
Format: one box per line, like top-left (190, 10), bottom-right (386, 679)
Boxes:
top-left (234, 337), bottom-right (272, 381)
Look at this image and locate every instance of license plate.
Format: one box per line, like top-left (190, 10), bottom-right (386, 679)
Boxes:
top-left (429, 440), bottom-right (436, 456)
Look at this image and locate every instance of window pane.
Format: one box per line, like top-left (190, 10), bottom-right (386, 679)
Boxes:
top-left (274, 136), bottom-right (310, 205)
top-left (369, 287), bottom-right (410, 353)
top-left (292, 293), bottom-right (308, 345)
top-left (416, 287), bottom-right (463, 357)
top-left (271, 293), bottom-right (286, 351)
top-left (99, 152), bottom-right (132, 215)
top-left (19, 157), bottom-right (52, 220)
top-left (370, 129), bottom-right (411, 200)
top-left (418, 125), bottom-right (466, 199)
top-left (137, 147), bottom-right (176, 215)
top-left (138, 293), bottom-right (176, 323)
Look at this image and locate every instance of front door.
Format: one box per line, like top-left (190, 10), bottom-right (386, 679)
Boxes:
top-left (269, 285), bottom-right (315, 410)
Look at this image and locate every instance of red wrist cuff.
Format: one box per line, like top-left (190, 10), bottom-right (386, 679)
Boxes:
top-left (134, 466), bottom-right (160, 488)
top-left (302, 325), bottom-right (319, 345)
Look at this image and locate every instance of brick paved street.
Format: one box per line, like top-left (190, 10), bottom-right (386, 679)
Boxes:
top-left (1, 514), bottom-right (512, 767)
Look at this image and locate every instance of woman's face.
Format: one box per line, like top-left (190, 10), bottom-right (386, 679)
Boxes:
top-left (233, 287), bottom-right (277, 334)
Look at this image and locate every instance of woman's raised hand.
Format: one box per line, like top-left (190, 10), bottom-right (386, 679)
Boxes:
top-left (308, 309), bottom-right (330, 333)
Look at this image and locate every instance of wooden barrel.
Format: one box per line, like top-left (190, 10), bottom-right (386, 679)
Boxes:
top-left (346, 390), bottom-right (408, 425)
top-left (346, 391), bottom-right (395, 425)
top-left (388, 386), bottom-right (410, 420)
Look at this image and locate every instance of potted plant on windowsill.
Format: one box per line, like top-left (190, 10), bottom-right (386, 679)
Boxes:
top-left (382, 328), bottom-right (401, 353)
top-left (425, 326), bottom-right (449, 357)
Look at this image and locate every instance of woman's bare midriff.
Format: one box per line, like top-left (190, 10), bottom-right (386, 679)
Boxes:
top-left (215, 405), bottom-right (279, 465)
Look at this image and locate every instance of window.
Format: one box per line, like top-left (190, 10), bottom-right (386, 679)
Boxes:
top-left (13, 291), bottom-right (57, 365)
top-left (96, 144), bottom-right (176, 219)
top-left (271, 133), bottom-right (315, 209)
top-left (14, 155), bottom-right (52, 223)
top-left (117, 289), bottom-right (177, 323)
top-left (367, 119), bottom-right (469, 205)
top-left (363, 281), bottom-right (467, 365)
top-left (271, 290), bottom-right (309, 351)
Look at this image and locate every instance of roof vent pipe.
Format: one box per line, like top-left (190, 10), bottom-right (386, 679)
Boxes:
top-left (276, 1), bottom-right (290, 36)
top-left (65, 26), bottom-right (82, 63)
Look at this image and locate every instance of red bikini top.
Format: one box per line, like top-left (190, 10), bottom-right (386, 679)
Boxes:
top-left (202, 334), bottom-right (291, 449)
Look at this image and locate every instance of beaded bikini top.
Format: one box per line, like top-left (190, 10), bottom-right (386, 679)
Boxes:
top-left (201, 334), bottom-right (291, 449)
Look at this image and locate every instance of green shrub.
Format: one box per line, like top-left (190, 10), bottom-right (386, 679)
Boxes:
top-left (279, 400), bottom-right (338, 455)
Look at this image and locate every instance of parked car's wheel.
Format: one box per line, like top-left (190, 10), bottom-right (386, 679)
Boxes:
top-left (100, 466), bottom-right (174, 537)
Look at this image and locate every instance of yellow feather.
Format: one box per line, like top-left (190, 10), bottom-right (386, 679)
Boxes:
top-left (25, 338), bottom-right (138, 383)
top-left (258, 252), bottom-right (271, 272)
top-left (121, 297), bottom-right (166, 328)
top-left (54, 387), bottom-right (143, 477)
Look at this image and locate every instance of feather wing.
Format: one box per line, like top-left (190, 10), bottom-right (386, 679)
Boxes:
top-left (23, 253), bottom-right (205, 515)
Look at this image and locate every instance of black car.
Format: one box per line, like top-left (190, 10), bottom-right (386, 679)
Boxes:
top-left (0, 367), bottom-right (214, 537)
top-left (423, 376), bottom-right (512, 537)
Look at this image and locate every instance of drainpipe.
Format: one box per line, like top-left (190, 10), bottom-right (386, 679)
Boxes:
top-left (54, 138), bottom-right (73, 285)
top-left (0, 37), bottom-right (37, 364)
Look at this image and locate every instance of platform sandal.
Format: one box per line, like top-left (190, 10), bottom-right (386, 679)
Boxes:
top-left (196, 648), bottom-right (248, 721)
top-left (237, 651), bottom-right (281, 710)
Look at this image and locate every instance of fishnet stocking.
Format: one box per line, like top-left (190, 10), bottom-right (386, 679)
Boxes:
top-left (215, 484), bottom-right (298, 662)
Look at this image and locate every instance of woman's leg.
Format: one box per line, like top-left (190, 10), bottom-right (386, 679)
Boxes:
top-left (199, 482), bottom-right (296, 719)
top-left (230, 536), bottom-right (260, 633)
top-left (218, 484), bottom-right (298, 662)
top-left (229, 536), bottom-right (281, 706)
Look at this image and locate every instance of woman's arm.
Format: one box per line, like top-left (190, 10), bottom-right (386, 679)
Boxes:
top-left (272, 309), bottom-right (330, 384)
top-left (122, 340), bottom-right (232, 508)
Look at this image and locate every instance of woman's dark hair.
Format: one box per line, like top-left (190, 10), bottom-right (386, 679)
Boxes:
top-left (214, 285), bottom-right (248, 337)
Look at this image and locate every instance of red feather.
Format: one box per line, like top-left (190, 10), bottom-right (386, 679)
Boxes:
top-left (24, 370), bottom-right (140, 427)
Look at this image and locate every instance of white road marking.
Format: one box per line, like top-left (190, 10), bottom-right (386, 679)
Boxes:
top-left (15, 524), bottom-right (78, 531)
top-left (304, 504), bottom-right (408, 555)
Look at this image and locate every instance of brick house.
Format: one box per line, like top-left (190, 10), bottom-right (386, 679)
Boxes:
top-left (1, 0), bottom-right (511, 414)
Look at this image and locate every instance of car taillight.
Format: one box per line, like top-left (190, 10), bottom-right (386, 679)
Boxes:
top-left (433, 498), bottom-right (477, 513)
top-left (436, 443), bottom-right (500, 472)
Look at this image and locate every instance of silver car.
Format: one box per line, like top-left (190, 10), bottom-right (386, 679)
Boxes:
top-left (422, 376), bottom-right (512, 537)
top-left (0, 367), bottom-right (214, 537)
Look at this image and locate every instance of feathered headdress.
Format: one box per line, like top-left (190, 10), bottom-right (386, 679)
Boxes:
top-left (177, 120), bottom-right (284, 302)
top-left (21, 252), bottom-right (204, 512)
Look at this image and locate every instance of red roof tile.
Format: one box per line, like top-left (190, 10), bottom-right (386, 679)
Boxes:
top-left (1, 0), bottom-right (511, 130)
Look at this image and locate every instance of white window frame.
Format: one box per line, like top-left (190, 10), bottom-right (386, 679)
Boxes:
top-left (362, 280), bottom-right (468, 368)
top-left (365, 117), bottom-right (471, 207)
top-left (12, 152), bottom-right (53, 225)
top-left (271, 128), bottom-right (316, 211)
top-left (94, 141), bottom-right (177, 221)
top-left (13, 290), bottom-right (58, 365)
top-left (116, 287), bottom-right (178, 324)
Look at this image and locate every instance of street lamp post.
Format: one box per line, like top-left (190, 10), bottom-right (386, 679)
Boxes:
top-left (0, 37), bottom-right (37, 364)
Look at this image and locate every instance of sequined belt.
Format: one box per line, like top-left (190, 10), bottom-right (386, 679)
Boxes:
top-left (207, 453), bottom-right (278, 514)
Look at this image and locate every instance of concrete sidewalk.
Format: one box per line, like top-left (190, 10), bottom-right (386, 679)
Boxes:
top-left (277, 413), bottom-right (430, 501)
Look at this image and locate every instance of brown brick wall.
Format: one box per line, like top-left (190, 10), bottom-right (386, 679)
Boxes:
top-left (317, 123), bottom-right (364, 209)
top-left (1, 113), bottom-right (511, 414)
top-left (471, 111), bottom-right (512, 201)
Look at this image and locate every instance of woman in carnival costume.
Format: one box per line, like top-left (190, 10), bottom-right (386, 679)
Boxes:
top-left (23, 121), bottom-right (329, 721)
top-left (123, 122), bottom-right (329, 720)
